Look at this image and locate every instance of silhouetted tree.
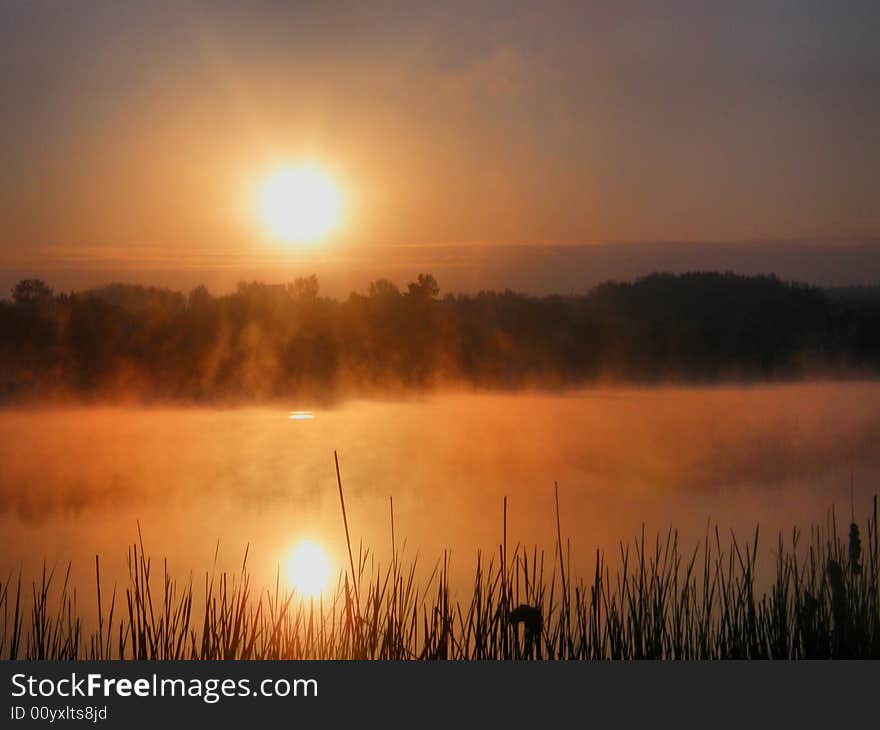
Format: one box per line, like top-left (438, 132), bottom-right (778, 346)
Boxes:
top-left (407, 273), bottom-right (439, 300)
top-left (288, 275), bottom-right (319, 301)
top-left (368, 279), bottom-right (400, 299)
top-left (12, 279), bottom-right (53, 306)
top-left (0, 272), bottom-right (876, 400)
top-left (188, 285), bottom-right (212, 309)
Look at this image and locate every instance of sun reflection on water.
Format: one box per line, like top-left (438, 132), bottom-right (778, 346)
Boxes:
top-left (284, 540), bottom-right (332, 597)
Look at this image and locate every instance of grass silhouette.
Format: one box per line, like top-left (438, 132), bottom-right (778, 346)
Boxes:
top-left (1, 459), bottom-right (877, 659)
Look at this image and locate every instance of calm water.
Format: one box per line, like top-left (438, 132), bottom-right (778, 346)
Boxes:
top-left (1, 382), bottom-right (879, 601)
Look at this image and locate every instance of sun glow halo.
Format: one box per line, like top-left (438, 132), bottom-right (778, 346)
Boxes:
top-left (255, 164), bottom-right (343, 243)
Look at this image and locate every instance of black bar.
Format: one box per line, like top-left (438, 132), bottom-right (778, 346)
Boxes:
top-left (2, 661), bottom-right (877, 728)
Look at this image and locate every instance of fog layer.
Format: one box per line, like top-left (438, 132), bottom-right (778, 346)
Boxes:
top-left (1, 383), bottom-right (878, 596)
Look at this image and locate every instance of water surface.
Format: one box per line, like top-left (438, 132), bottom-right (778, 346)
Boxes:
top-left (1, 382), bottom-right (878, 601)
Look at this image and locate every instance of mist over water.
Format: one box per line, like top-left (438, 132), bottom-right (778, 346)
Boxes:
top-left (1, 382), bottom-right (879, 602)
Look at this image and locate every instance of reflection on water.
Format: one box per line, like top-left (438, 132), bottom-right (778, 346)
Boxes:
top-left (288, 411), bottom-right (315, 421)
top-left (284, 540), bottom-right (332, 597)
top-left (1, 382), bottom-right (879, 606)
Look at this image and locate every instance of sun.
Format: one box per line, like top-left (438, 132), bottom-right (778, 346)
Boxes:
top-left (255, 164), bottom-right (343, 243)
top-left (284, 540), bottom-right (332, 597)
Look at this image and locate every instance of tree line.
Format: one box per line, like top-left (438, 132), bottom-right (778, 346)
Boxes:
top-left (1, 272), bottom-right (878, 401)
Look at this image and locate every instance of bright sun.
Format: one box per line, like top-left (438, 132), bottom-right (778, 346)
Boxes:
top-left (255, 164), bottom-right (343, 243)
top-left (284, 540), bottom-right (332, 597)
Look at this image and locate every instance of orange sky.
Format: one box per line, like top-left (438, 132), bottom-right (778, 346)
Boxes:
top-left (2, 2), bottom-right (879, 293)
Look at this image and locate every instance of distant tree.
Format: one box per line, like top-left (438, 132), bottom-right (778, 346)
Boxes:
top-left (407, 273), bottom-right (439, 300)
top-left (288, 275), bottom-right (319, 301)
top-left (0, 271), bottom-right (876, 400)
top-left (12, 279), bottom-right (53, 305)
top-left (368, 278), bottom-right (401, 298)
top-left (188, 285), bottom-right (212, 308)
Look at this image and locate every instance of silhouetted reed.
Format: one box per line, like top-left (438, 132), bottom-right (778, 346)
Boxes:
top-left (2, 488), bottom-right (878, 660)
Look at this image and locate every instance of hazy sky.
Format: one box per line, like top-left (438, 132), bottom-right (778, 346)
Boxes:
top-left (2, 1), bottom-right (879, 292)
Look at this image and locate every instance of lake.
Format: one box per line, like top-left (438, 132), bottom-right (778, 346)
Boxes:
top-left (2, 381), bottom-right (879, 606)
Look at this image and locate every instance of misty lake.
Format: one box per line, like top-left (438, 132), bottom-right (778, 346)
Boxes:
top-left (2, 381), bottom-right (879, 604)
